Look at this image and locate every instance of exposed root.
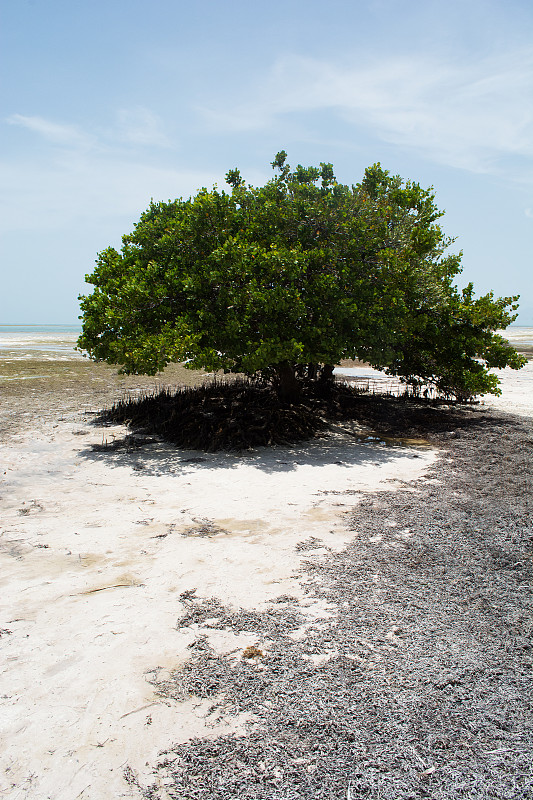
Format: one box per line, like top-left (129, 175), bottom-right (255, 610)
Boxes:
top-left (96, 378), bottom-right (475, 452)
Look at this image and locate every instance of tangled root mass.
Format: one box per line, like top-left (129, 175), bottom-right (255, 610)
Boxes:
top-left (100, 378), bottom-right (472, 452)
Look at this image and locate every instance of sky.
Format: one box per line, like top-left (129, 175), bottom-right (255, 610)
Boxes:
top-left (1, 0), bottom-right (532, 325)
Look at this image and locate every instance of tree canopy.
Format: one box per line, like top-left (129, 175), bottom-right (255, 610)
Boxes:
top-left (78, 152), bottom-right (525, 401)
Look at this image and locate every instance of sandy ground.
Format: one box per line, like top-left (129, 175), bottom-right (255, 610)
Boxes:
top-left (0, 355), bottom-right (531, 799)
top-left (480, 359), bottom-right (533, 418)
top-left (0, 363), bottom-right (443, 800)
top-left (334, 359), bottom-right (533, 419)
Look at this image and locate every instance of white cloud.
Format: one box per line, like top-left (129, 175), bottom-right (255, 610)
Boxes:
top-left (114, 106), bottom-right (172, 148)
top-left (6, 114), bottom-right (95, 149)
top-left (7, 107), bottom-right (173, 153)
top-left (0, 152), bottom-right (219, 235)
top-left (200, 49), bottom-right (533, 175)
top-left (1, 108), bottom-right (204, 237)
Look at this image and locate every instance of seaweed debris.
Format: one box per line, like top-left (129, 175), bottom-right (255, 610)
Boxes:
top-left (136, 411), bottom-right (533, 799)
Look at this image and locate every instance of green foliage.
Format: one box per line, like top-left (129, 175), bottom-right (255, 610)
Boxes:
top-left (78, 154), bottom-right (525, 400)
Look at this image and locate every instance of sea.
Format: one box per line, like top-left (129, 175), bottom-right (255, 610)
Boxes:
top-left (1, 323), bottom-right (532, 417)
top-left (0, 324), bottom-right (82, 360)
top-left (1, 324), bottom-right (532, 361)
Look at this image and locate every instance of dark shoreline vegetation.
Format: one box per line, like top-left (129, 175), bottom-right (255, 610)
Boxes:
top-left (96, 378), bottom-right (483, 452)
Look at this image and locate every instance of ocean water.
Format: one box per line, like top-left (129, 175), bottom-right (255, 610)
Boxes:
top-left (1, 324), bottom-right (532, 415)
top-left (1, 324), bottom-right (531, 360)
top-left (499, 326), bottom-right (533, 349)
top-left (0, 325), bottom-right (82, 360)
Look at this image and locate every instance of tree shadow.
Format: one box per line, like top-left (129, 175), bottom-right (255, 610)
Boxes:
top-left (76, 387), bottom-right (516, 477)
top-left (77, 421), bottom-right (433, 478)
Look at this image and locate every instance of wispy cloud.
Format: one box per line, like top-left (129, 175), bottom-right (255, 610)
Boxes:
top-left (7, 107), bottom-right (173, 152)
top-left (114, 106), bottom-right (172, 148)
top-left (7, 114), bottom-right (95, 149)
top-left (0, 153), bottom-right (219, 235)
top-left (200, 48), bottom-right (533, 175)
top-left (1, 108), bottom-right (204, 236)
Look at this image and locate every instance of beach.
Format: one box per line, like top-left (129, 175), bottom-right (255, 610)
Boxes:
top-left (1, 332), bottom-right (532, 799)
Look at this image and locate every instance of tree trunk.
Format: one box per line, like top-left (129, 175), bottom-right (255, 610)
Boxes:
top-left (306, 363), bottom-right (318, 381)
top-left (319, 363), bottom-right (335, 386)
top-left (275, 361), bottom-right (301, 404)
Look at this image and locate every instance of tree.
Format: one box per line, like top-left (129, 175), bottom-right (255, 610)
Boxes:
top-left (78, 153), bottom-right (525, 401)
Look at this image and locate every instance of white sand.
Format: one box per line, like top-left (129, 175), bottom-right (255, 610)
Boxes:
top-left (1, 360), bottom-right (530, 799)
top-left (480, 359), bottom-right (533, 418)
top-left (1, 409), bottom-right (437, 799)
top-left (335, 360), bottom-right (533, 418)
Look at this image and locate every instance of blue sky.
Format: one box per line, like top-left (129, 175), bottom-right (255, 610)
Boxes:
top-left (1, 0), bottom-right (532, 324)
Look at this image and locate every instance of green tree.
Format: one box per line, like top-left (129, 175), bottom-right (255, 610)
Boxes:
top-left (78, 153), bottom-right (525, 401)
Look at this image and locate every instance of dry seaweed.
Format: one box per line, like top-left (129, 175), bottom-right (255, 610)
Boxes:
top-left (138, 410), bottom-right (533, 799)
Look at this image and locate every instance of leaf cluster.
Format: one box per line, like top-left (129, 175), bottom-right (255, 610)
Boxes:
top-left (78, 154), bottom-right (525, 399)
